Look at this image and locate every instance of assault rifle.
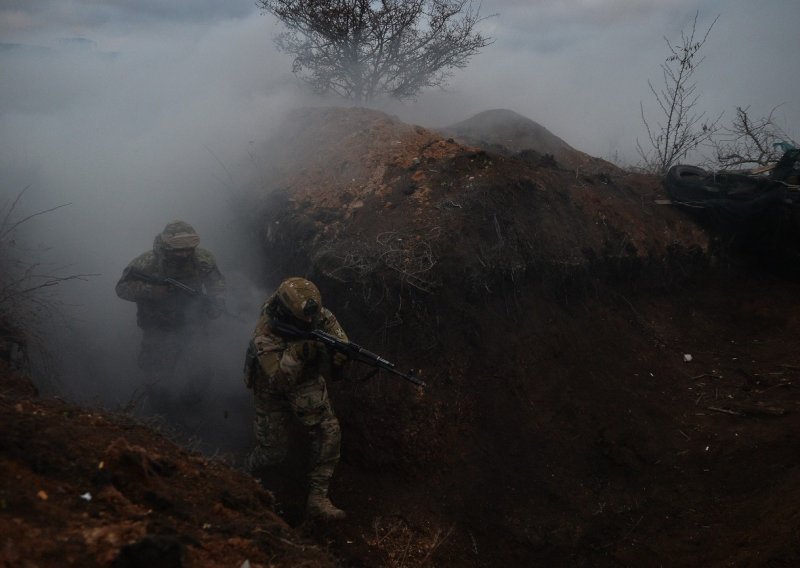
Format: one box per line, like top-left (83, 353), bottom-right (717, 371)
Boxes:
top-left (124, 267), bottom-right (204, 297)
top-left (270, 319), bottom-right (425, 387)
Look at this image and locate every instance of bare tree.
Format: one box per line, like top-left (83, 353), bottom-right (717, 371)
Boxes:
top-left (258, 0), bottom-right (494, 103)
top-left (711, 105), bottom-right (796, 170)
top-left (637, 12), bottom-right (722, 174)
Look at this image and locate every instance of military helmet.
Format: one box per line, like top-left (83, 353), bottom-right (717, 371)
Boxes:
top-left (275, 277), bottom-right (321, 322)
top-left (159, 220), bottom-right (200, 250)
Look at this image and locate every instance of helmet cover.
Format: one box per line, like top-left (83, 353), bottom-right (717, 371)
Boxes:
top-left (160, 220), bottom-right (200, 250)
top-left (276, 277), bottom-right (322, 322)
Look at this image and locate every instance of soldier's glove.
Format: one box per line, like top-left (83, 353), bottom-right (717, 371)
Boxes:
top-left (296, 340), bottom-right (319, 362)
top-left (332, 351), bottom-right (348, 367)
top-left (330, 351), bottom-right (349, 382)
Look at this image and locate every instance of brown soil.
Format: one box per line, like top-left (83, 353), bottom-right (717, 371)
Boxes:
top-left (0, 362), bottom-right (337, 567)
top-left (3, 107), bottom-right (800, 567)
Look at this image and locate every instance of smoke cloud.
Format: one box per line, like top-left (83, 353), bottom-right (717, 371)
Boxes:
top-left (0, 11), bottom-right (311, 457)
top-left (1, 0), bottom-right (798, 456)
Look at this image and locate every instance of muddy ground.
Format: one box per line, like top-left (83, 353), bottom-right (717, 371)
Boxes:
top-left (3, 107), bottom-right (800, 566)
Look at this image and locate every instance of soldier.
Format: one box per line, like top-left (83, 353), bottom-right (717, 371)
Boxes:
top-left (115, 220), bottom-right (226, 378)
top-left (244, 277), bottom-right (348, 520)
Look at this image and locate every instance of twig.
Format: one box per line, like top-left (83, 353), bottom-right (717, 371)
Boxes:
top-left (1, 203), bottom-right (71, 239)
top-left (1, 184), bottom-right (32, 230)
top-left (600, 515), bottom-right (644, 548)
top-left (252, 527), bottom-right (308, 549)
top-left (418, 524), bottom-right (456, 564)
top-left (0, 273), bottom-right (98, 305)
top-left (707, 406), bottom-right (743, 416)
top-left (622, 516), bottom-right (644, 540)
top-left (469, 530), bottom-right (478, 555)
top-left (691, 373), bottom-right (721, 380)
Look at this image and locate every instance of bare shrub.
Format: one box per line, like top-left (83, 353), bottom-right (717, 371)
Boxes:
top-left (0, 185), bottom-right (95, 370)
top-left (711, 105), bottom-right (797, 170)
top-left (638, 12), bottom-right (722, 174)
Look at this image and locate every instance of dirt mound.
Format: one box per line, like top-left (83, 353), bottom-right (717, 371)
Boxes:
top-left (258, 107), bottom-right (706, 289)
top-left (0, 361), bottom-right (335, 567)
top-left (251, 107), bottom-right (800, 566)
top-left (440, 108), bottom-right (619, 174)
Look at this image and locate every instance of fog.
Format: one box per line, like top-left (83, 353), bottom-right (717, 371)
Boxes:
top-left (384, 0), bottom-right (799, 164)
top-left (0, 13), bottom-right (309, 456)
top-left (1, 0), bottom-right (798, 455)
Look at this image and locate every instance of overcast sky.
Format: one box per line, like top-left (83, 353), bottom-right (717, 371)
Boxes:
top-left (2, 0), bottom-right (798, 165)
top-left (1, 1), bottom-right (798, 403)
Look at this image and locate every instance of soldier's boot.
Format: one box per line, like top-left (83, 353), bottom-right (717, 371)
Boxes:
top-left (306, 418), bottom-right (343, 520)
top-left (306, 489), bottom-right (346, 521)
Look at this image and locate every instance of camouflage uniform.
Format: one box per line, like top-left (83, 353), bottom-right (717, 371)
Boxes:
top-left (115, 220), bottom-right (226, 376)
top-left (244, 278), bottom-right (348, 520)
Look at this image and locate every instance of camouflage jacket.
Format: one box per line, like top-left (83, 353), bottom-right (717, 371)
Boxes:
top-left (244, 295), bottom-right (348, 392)
top-left (115, 244), bottom-right (225, 331)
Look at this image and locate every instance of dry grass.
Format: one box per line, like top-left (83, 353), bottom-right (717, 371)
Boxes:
top-left (364, 515), bottom-right (455, 567)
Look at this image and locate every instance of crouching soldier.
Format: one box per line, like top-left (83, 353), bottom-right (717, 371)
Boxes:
top-left (244, 277), bottom-right (348, 520)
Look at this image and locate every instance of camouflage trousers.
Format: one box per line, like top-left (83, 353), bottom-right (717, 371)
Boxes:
top-left (248, 375), bottom-right (341, 494)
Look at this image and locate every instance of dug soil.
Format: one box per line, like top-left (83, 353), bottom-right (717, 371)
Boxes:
top-left (3, 107), bottom-right (800, 567)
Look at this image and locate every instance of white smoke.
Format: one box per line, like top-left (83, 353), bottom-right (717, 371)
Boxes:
top-left (1, 0), bottom-right (797, 456)
top-left (0, 12), bottom-right (310, 457)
